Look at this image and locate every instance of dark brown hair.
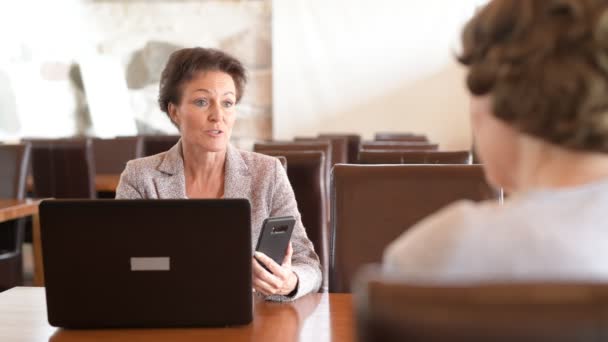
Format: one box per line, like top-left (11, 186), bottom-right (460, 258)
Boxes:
top-left (459, 0), bottom-right (608, 152)
top-left (158, 47), bottom-right (247, 115)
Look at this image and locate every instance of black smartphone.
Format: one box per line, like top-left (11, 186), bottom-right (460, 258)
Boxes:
top-left (255, 216), bottom-right (296, 269)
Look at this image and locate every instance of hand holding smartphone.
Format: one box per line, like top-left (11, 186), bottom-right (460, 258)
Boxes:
top-left (255, 216), bottom-right (296, 269)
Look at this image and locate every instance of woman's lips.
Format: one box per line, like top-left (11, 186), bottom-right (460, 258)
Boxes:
top-left (205, 130), bottom-right (223, 137)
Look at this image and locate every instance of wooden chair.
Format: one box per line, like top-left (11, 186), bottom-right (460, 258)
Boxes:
top-left (92, 136), bottom-right (143, 174)
top-left (319, 133), bottom-right (361, 164)
top-left (330, 164), bottom-right (500, 293)
top-left (141, 135), bottom-right (180, 157)
top-left (0, 143), bottom-right (31, 291)
top-left (355, 266), bottom-right (608, 342)
top-left (296, 136), bottom-right (349, 166)
top-left (254, 141), bottom-right (332, 194)
top-left (30, 139), bottom-right (96, 199)
top-left (256, 151), bottom-right (328, 290)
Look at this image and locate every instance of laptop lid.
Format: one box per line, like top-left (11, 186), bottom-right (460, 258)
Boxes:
top-left (40, 199), bottom-right (252, 328)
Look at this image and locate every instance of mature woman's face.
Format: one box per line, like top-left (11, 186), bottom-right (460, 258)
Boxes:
top-left (169, 70), bottom-right (237, 153)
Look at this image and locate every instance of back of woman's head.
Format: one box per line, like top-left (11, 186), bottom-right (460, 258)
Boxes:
top-left (460, 0), bottom-right (608, 152)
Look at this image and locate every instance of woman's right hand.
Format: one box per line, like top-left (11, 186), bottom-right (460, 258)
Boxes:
top-left (252, 243), bottom-right (299, 297)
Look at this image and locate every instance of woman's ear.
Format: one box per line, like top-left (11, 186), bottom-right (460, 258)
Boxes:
top-left (168, 102), bottom-right (180, 128)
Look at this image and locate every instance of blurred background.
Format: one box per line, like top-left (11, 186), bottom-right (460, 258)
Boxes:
top-left (0, 0), bottom-right (487, 150)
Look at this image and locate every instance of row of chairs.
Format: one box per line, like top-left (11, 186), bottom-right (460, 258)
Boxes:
top-left (0, 135), bottom-right (180, 290)
top-left (252, 133), bottom-right (489, 292)
top-left (2, 132), bottom-right (484, 293)
top-left (19, 135), bottom-right (180, 198)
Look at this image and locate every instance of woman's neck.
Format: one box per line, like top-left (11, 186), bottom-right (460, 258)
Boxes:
top-left (181, 142), bottom-right (227, 198)
top-left (512, 135), bottom-right (608, 193)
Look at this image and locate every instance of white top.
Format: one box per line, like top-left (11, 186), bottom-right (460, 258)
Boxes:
top-left (383, 179), bottom-right (608, 283)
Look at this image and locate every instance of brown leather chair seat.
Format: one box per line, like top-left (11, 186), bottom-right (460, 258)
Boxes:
top-left (0, 143), bottom-right (31, 291)
top-left (330, 164), bottom-right (500, 293)
top-left (358, 150), bottom-right (472, 164)
top-left (255, 150), bottom-right (328, 291)
top-left (355, 266), bottom-right (608, 342)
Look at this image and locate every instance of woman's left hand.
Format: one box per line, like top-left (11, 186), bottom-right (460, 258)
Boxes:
top-left (253, 243), bottom-right (299, 296)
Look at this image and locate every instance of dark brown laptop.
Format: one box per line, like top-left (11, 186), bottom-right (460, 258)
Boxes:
top-left (40, 199), bottom-right (253, 328)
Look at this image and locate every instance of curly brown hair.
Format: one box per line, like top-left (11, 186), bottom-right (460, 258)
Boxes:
top-left (158, 47), bottom-right (247, 117)
top-left (459, 0), bottom-right (608, 152)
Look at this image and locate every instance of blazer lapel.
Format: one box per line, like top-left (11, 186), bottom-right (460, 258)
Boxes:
top-left (223, 144), bottom-right (252, 199)
top-left (153, 141), bottom-right (187, 199)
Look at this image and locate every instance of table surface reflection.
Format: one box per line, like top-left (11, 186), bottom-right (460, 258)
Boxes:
top-left (0, 287), bottom-right (355, 342)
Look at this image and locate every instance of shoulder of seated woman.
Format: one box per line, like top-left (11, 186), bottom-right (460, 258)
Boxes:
top-left (240, 149), bottom-right (280, 169)
top-left (124, 152), bottom-right (169, 174)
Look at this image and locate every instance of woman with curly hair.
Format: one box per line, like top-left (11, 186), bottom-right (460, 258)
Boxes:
top-left (384, 0), bottom-right (608, 281)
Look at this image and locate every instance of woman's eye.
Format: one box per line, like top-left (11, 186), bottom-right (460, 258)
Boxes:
top-left (223, 101), bottom-right (234, 108)
top-left (194, 99), bottom-right (208, 107)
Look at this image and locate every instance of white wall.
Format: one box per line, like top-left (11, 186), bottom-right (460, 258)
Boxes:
top-left (273, 0), bottom-right (487, 150)
top-left (0, 0), bottom-right (272, 147)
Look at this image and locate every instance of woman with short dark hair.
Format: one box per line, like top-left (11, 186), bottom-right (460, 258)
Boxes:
top-left (384, 0), bottom-right (608, 281)
top-left (117, 47), bottom-right (322, 300)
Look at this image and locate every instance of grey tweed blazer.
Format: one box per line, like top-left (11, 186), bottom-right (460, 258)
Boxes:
top-left (116, 141), bottom-right (322, 301)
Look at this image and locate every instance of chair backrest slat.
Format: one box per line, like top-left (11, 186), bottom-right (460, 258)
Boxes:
top-left (358, 150), bottom-right (471, 164)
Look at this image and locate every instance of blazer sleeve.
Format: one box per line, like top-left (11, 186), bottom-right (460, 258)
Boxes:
top-left (115, 161), bottom-right (144, 199)
top-left (265, 159), bottom-right (322, 301)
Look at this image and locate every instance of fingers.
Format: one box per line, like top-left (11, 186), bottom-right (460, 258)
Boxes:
top-left (252, 257), bottom-right (282, 295)
top-left (253, 277), bottom-right (278, 296)
top-left (282, 242), bottom-right (293, 267)
top-left (255, 251), bottom-right (284, 276)
top-left (252, 254), bottom-right (297, 296)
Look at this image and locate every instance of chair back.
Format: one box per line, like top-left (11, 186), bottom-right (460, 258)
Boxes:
top-left (254, 141), bottom-right (332, 191)
top-left (358, 151), bottom-right (471, 164)
top-left (330, 164), bottom-right (500, 293)
top-left (355, 266), bottom-right (608, 342)
top-left (374, 133), bottom-right (429, 142)
top-left (92, 136), bottom-right (143, 174)
top-left (31, 139), bottom-right (96, 199)
top-left (141, 135), bottom-right (180, 157)
top-left (257, 150), bottom-right (328, 289)
top-left (0, 144), bottom-right (31, 199)
top-left (0, 143), bottom-right (31, 291)
top-left (360, 141), bottom-right (439, 151)
top-left (296, 136), bottom-right (349, 166)
top-left (319, 134), bottom-right (361, 164)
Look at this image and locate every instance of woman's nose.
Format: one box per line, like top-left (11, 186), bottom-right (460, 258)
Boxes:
top-left (208, 103), bottom-right (222, 122)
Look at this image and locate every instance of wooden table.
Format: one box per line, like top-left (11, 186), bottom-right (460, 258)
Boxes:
top-left (27, 174), bottom-right (121, 193)
top-left (93, 174), bottom-right (121, 192)
top-left (0, 199), bottom-right (44, 286)
top-left (0, 287), bottom-right (355, 342)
